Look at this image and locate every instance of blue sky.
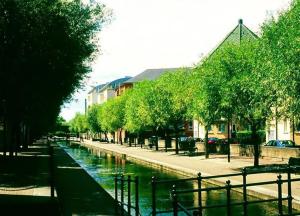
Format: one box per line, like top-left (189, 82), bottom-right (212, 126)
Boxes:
top-left (60, 0), bottom-right (291, 121)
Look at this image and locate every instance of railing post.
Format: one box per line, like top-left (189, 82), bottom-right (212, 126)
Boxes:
top-left (277, 174), bottom-right (283, 216)
top-left (172, 184), bottom-right (178, 216)
top-left (242, 168), bottom-right (248, 216)
top-left (128, 175), bottom-right (131, 216)
top-left (135, 176), bottom-right (139, 216)
top-left (49, 145), bottom-right (55, 198)
top-left (287, 165), bottom-right (293, 215)
top-left (197, 173), bottom-right (203, 216)
top-left (121, 175), bottom-right (125, 216)
top-left (151, 176), bottom-right (157, 216)
top-left (226, 180), bottom-right (231, 216)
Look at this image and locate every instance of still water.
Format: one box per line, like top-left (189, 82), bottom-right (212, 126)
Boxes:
top-left (61, 142), bottom-right (282, 216)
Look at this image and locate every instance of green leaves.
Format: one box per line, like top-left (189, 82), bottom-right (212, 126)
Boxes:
top-left (123, 68), bottom-right (193, 133)
top-left (99, 94), bottom-right (126, 133)
top-left (0, 0), bottom-right (108, 137)
top-left (87, 104), bottom-right (102, 133)
top-left (258, 0), bottom-right (300, 118)
top-left (69, 113), bottom-right (88, 133)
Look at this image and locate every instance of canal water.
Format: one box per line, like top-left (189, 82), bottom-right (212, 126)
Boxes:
top-left (60, 142), bottom-right (283, 216)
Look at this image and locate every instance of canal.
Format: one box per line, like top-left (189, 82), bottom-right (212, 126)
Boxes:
top-left (60, 142), bottom-right (283, 216)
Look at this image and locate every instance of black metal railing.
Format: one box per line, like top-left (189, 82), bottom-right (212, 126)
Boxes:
top-left (151, 175), bottom-right (198, 215)
top-left (115, 174), bottom-right (140, 216)
top-left (168, 166), bottom-right (300, 216)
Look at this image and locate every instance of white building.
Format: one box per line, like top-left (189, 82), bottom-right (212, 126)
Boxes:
top-left (86, 77), bottom-right (131, 110)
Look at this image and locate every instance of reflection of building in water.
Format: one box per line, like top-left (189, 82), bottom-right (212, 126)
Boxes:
top-left (192, 180), bottom-right (198, 207)
top-left (114, 155), bottom-right (126, 173)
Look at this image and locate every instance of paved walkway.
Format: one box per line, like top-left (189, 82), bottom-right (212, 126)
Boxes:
top-left (0, 140), bottom-right (60, 215)
top-left (0, 139), bottom-right (120, 216)
top-left (82, 139), bottom-right (300, 209)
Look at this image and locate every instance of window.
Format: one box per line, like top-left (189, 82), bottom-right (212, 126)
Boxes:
top-left (218, 124), bottom-right (225, 133)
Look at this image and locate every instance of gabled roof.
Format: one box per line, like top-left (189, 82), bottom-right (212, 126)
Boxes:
top-left (88, 83), bottom-right (106, 94)
top-left (124, 68), bottom-right (179, 84)
top-left (98, 76), bottom-right (132, 92)
top-left (209, 19), bottom-right (258, 57)
top-left (88, 77), bottom-right (131, 94)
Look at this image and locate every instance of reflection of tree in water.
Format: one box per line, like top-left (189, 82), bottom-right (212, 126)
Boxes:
top-left (202, 186), bottom-right (227, 216)
top-left (64, 142), bottom-right (285, 216)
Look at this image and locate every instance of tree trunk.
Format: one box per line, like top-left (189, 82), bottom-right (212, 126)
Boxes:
top-left (15, 124), bottom-right (21, 156)
top-left (165, 130), bottom-right (168, 152)
top-left (3, 118), bottom-right (7, 157)
top-left (275, 107), bottom-right (278, 140)
top-left (292, 116), bottom-right (295, 142)
top-left (104, 132), bottom-right (108, 143)
top-left (119, 129), bottom-right (123, 145)
top-left (251, 123), bottom-right (259, 167)
top-left (23, 125), bottom-right (30, 150)
top-left (205, 125), bottom-right (209, 159)
top-left (8, 122), bottom-right (15, 157)
top-left (175, 130), bottom-right (179, 154)
top-left (227, 120), bottom-right (231, 163)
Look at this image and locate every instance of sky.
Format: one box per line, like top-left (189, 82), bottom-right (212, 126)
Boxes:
top-left (60, 0), bottom-right (291, 121)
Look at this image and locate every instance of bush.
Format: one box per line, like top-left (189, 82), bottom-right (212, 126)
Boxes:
top-left (236, 130), bottom-right (265, 145)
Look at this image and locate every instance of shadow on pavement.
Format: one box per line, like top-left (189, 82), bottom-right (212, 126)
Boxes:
top-left (0, 141), bottom-right (60, 216)
top-left (0, 194), bottom-right (59, 216)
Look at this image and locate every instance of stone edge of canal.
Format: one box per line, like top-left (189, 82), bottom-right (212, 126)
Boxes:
top-left (74, 141), bottom-right (300, 211)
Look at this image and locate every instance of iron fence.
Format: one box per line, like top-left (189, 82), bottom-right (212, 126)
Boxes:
top-left (115, 174), bottom-right (140, 216)
top-left (168, 166), bottom-right (300, 216)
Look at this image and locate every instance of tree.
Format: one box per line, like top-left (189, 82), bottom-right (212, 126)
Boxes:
top-left (258, 0), bottom-right (300, 118)
top-left (189, 59), bottom-right (222, 159)
top-left (195, 41), bottom-right (267, 166)
top-left (50, 116), bottom-right (70, 134)
top-left (156, 68), bottom-right (194, 153)
top-left (99, 95), bottom-right (127, 144)
top-left (0, 0), bottom-right (108, 155)
top-left (87, 104), bottom-right (102, 137)
top-left (125, 80), bottom-right (175, 149)
top-left (69, 113), bottom-right (88, 134)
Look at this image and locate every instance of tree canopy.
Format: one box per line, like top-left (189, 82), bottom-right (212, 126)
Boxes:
top-left (0, 0), bottom-right (108, 152)
top-left (87, 104), bottom-right (102, 133)
top-left (258, 0), bottom-right (300, 118)
top-left (69, 113), bottom-right (88, 134)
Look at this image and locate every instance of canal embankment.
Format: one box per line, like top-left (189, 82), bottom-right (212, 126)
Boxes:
top-left (52, 143), bottom-right (121, 215)
top-left (79, 139), bottom-right (300, 210)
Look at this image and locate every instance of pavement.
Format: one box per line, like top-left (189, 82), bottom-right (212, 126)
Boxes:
top-left (81, 139), bottom-right (300, 210)
top-left (0, 140), bottom-right (60, 216)
top-left (0, 139), bottom-right (120, 216)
